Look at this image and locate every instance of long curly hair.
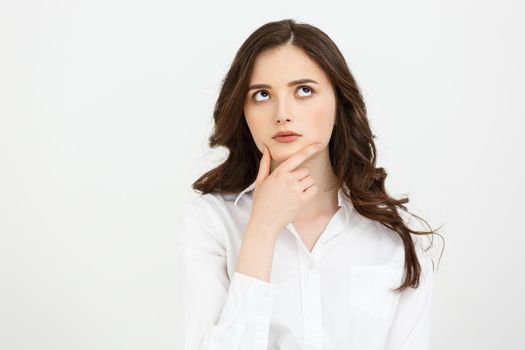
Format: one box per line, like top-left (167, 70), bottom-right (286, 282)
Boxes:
top-left (192, 18), bottom-right (444, 292)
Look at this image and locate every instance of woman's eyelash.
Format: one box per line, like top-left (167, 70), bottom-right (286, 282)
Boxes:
top-left (251, 85), bottom-right (315, 100)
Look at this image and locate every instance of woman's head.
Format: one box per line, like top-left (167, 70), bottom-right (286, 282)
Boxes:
top-left (193, 18), bottom-right (443, 292)
top-left (199, 18), bottom-right (372, 190)
top-left (243, 44), bottom-right (337, 170)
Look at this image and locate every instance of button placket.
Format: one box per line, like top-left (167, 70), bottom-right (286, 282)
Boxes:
top-left (301, 256), bottom-right (323, 350)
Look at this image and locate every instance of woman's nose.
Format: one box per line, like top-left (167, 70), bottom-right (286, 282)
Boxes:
top-left (275, 96), bottom-right (294, 123)
top-left (276, 117), bottom-right (291, 123)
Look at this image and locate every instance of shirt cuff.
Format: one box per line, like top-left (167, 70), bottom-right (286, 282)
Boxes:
top-left (219, 271), bottom-right (274, 331)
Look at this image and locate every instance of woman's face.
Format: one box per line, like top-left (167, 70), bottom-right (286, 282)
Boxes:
top-left (243, 44), bottom-right (337, 165)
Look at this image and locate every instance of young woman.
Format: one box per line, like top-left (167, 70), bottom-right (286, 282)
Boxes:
top-left (176, 18), bottom-right (443, 350)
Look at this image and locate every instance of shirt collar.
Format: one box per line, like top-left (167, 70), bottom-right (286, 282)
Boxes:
top-left (233, 180), bottom-right (352, 226)
top-left (233, 180), bottom-right (257, 207)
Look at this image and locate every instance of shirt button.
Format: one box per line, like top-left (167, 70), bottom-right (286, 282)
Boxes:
top-left (263, 289), bottom-right (270, 297)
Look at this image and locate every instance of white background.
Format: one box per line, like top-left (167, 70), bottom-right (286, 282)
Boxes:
top-left (1, 0), bottom-right (524, 349)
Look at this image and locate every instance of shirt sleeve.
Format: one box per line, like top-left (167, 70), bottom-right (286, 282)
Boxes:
top-left (384, 216), bottom-right (435, 350)
top-left (175, 196), bottom-right (275, 350)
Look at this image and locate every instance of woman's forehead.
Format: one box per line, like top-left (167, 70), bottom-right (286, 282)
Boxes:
top-left (249, 46), bottom-right (329, 86)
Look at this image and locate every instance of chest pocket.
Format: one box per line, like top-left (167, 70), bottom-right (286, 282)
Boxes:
top-left (348, 264), bottom-right (401, 319)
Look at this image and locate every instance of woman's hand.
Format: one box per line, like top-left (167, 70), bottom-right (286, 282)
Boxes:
top-left (249, 142), bottom-right (325, 237)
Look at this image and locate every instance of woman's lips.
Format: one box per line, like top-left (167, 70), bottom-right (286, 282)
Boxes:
top-left (273, 135), bottom-right (301, 143)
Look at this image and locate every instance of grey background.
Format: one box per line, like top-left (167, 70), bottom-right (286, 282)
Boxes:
top-left (1, 0), bottom-right (524, 349)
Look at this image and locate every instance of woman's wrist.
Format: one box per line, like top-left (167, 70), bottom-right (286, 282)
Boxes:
top-left (246, 216), bottom-right (281, 241)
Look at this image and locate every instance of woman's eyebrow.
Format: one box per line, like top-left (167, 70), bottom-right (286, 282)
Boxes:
top-left (248, 78), bottom-right (319, 91)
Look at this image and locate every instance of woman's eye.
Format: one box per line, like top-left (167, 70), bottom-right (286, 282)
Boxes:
top-left (252, 86), bottom-right (314, 102)
top-left (253, 90), bottom-right (270, 102)
top-left (297, 86), bottom-right (313, 97)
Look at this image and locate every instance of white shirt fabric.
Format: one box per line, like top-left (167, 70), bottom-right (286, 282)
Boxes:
top-left (175, 180), bottom-right (434, 350)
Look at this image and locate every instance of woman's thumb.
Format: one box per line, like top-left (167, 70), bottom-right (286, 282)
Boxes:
top-left (255, 144), bottom-right (271, 185)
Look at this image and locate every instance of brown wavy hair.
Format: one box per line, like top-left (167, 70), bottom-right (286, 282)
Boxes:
top-left (192, 18), bottom-right (444, 292)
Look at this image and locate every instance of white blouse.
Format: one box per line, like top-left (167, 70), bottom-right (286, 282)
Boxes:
top-left (175, 180), bottom-right (434, 350)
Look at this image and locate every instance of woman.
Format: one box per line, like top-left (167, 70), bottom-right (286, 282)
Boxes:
top-left (176, 18), bottom-right (443, 350)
